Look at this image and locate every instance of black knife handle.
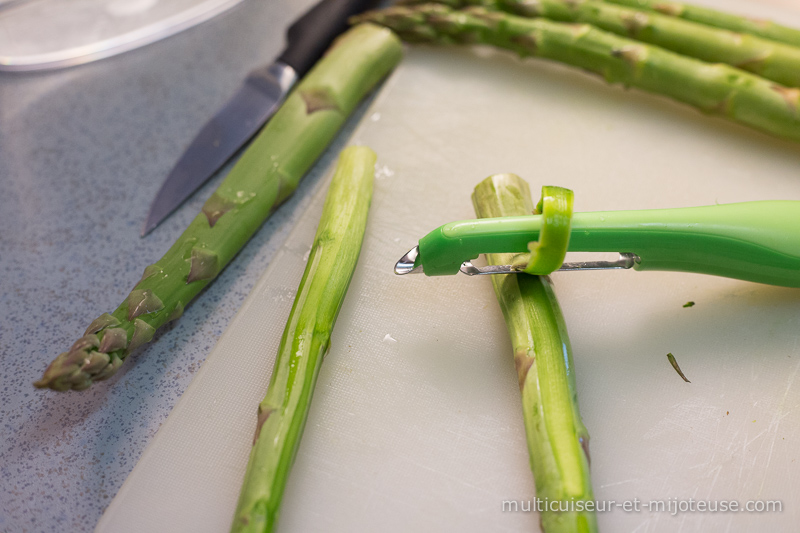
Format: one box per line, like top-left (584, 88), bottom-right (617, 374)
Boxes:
top-left (277, 0), bottom-right (380, 77)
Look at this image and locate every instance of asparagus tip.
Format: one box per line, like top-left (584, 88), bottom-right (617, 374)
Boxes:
top-left (34, 335), bottom-right (115, 391)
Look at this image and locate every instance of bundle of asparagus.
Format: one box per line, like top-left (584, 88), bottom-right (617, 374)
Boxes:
top-left (473, 174), bottom-right (596, 533)
top-left (231, 146), bottom-right (376, 533)
top-left (34, 24), bottom-right (402, 391)
top-left (605, 0), bottom-right (800, 47)
top-left (353, 5), bottom-right (800, 143)
top-left (402, 0), bottom-right (800, 87)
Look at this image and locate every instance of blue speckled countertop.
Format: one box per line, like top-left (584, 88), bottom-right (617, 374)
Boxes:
top-left (0, 1), bottom-right (368, 530)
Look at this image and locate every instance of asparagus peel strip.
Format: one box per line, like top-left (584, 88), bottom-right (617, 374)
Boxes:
top-left (353, 5), bottom-right (800, 144)
top-left (34, 24), bottom-right (402, 392)
top-left (402, 0), bottom-right (800, 87)
top-left (473, 174), bottom-right (595, 533)
top-left (230, 146), bottom-right (376, 533)
top-left (516, 185), bottom-right (574, 275)
top-left (604, 0), bottom-right (800, 49)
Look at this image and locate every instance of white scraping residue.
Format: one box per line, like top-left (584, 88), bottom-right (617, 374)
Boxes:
top-left (374, 164), bottom-right (395, 180)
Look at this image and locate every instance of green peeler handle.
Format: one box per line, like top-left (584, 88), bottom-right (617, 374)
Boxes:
top-left (416, 201), bottom-right (800, 287)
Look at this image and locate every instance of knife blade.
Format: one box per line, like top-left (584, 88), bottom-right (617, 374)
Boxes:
top-left (142, 0), bottom-right (381, 236)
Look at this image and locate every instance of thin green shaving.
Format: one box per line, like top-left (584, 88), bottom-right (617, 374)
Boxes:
top-left (513, 185), bottom-right (574, 275)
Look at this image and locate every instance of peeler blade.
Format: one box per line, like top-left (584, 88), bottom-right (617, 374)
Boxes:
top-left (458, 252), bottom-right (640, 276)
top-left (395, 246), bottom-right (424, 275)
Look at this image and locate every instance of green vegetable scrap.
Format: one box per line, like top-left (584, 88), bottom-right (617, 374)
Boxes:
top-left (354, 5), bottom-right (800, 144)
top-left (512, 185), bottom-right (574, 275)
top-left (34, 24), bottom-right (402, 392)
top-left (473, 174), bottom-right (596, 533)
top-left (667, 352), bottom-right (691, 382)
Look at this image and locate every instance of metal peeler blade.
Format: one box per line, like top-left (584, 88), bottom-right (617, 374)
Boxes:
top-left (395, 247), bottom-right (639, 276)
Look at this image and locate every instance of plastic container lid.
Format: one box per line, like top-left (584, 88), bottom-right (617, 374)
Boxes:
top-left (0, 0), bottom-right (245, 71)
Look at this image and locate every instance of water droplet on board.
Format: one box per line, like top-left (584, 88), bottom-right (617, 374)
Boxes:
top-left (370, 112), bottom-right (381, 122)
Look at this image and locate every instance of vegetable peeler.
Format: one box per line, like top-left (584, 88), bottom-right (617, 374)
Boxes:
top-left (395, 201), bottom-right (800, 288)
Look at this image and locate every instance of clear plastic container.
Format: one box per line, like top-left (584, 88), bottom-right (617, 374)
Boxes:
top-left (0, 0), bottom-right (245, 71)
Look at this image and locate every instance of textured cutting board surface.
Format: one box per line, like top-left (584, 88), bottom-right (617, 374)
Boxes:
top-left (98, 1), bottom-right (800, 531)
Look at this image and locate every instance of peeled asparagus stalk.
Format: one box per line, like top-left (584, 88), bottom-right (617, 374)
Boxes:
top-left (34, 24), bottom-right (402, 392)
top-left (473, 173), bottom-right (596, 533)
top-left (230, 146), bottom-right (376, 533)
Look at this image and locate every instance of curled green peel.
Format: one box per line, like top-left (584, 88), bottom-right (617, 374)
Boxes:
top-left (518, 185), bottom-right (574, 275)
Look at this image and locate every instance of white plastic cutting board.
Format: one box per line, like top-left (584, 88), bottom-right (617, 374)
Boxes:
top-left (98, 1), bottom-right (800, 531)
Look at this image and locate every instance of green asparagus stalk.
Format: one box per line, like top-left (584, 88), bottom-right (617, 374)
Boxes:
top-left (33, 24), bottom-right (402, 392)
top-left (354, 5), bottom-right (800, 143)
top-left (402, 0), bottom-right (800, 87)
top-left (605, 0), bottom-right (800, 49)
top-left (472, 174), bottom-right (595, 533)
top-left (230, 145), bottom-right (376, 533)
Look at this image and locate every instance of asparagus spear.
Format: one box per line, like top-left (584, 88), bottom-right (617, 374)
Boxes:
top-left (472, 174), bottom-right (596, 533)
top-left (34, 24), bottom-right (402, 392)
top-left (605, 0), bottom-right (800, 49)
top-left (230, 146), bottom-right (376, 533)
top-left (402, 0), bottom-right (800, 87)
top-left (354, 5), bottom-right (800, 143)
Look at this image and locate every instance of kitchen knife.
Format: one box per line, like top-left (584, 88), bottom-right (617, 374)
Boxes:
top-left (142, 0), bottom-right (380, 236)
